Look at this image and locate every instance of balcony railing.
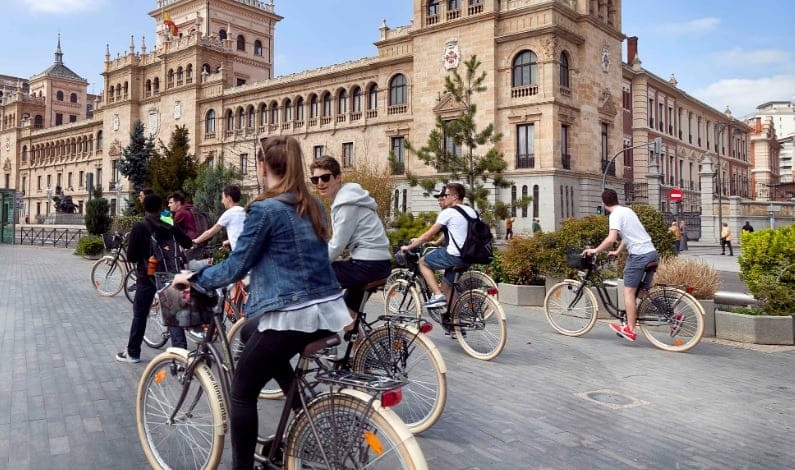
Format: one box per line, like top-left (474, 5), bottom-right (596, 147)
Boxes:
top-left (387, 105), bottom-right (407, 115)
top-left (516, 155), bottom-right (535, 169)
top-left (511, 85), bottom-right (539, 98)
top-left (391, 162), bottom-right (405, 175)
top-left (601, 159), bottom-right (615, 176)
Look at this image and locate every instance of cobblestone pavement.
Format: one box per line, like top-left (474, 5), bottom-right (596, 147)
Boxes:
top-left (1, 244), bottom-right (793, 469)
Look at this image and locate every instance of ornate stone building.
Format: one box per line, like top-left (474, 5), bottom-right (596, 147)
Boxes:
top-left (5, 0), bottom-right (762, 236)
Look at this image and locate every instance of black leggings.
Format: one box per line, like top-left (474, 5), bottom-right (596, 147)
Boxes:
top-left (230, 321), bottom-right (334, 469)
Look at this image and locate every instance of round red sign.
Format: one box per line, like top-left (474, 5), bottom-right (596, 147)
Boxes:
top-left (669, 188), bottom-right (684, 202)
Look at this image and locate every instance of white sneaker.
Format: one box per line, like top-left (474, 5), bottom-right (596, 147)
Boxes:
top-left (423, 294), bottom-right (447, 308)
top-left (115, 351), bottom-right (141, 363)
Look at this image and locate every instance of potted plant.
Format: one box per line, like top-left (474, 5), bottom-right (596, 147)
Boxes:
top-left (75, 235), bottom-right (105, 259)
top-left (654, 256), bottom-right (719, 336)
top-left (497, 235), bottom-right (547, 306)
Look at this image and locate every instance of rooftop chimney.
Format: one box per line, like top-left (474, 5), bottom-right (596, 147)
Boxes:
top-left (627, 36), bottom-right (638, 64)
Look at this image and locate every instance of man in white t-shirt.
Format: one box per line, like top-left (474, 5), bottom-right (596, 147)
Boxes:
top-left (401, 183), bottom-right (475, 309)
top-left (583, 189), bottom-right (659, 342)
top-left (193, 185), bottom-right (246, 251)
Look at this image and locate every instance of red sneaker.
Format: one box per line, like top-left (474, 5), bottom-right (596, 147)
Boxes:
top-left (670, 313), bottom-right (685, 336)
top-left (609, 323), bottom-right (637, 342)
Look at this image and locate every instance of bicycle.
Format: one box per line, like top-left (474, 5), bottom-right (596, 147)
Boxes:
top-left (227, 277), bottom-right (448, 435)
top-left (136, 278), bottom-right (427, 469)
top-left (90, 232), bottom-right (134, 297)
top-left (383, 248), bottom-right (507, 361)
top-left (543, 248), bottom-right (705, 352)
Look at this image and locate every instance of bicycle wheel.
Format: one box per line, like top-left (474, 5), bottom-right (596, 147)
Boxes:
top-left (143, 295), bottom-right (169, 349)
top-left (638, 287), bottom-right (704, 352)
top-left (452, 291), bottom-right (507, 361)
top-left (137, 350), bottom-right (226, 470)
top-left (351, 324), bottom-right (447, 434)
top-left (543, 280), bottom-right (599, 336)
top-left (384, 280), bottom-right (422, 321)
top-left (285, 389), bottom-right (426, 469)
top-left (124, 270), bottom-right (137, 303)
top-left (226, 317), bottom-right (289, 399)
top-left (384, 268), bottom-right (411, 294)
top-left (458, 270), bottom-right (499, 300)
top-left (90, 255), bottom-right (124, 296)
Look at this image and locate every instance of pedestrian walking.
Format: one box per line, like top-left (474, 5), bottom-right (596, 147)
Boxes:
top-left (532, 217), bottom-right (541, 234)
top-left (720, 222), bottom-right (733, 256)
top-left (742, 221), bottom-right (754, 233)
top-left (679, 220), bottom-right (688, 251)
top-left (505, 217), bottom-right (514, 240)
top-left (669, 221), bottom-right (681, 254)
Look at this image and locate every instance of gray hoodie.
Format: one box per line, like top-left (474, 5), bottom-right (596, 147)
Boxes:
top-left (328, 183), bottom-right (391, 261)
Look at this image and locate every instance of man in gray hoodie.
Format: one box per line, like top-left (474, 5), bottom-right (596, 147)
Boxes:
top-left (310, 156), bottom-right (392, 314)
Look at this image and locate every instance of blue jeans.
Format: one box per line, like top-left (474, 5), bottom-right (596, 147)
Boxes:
top-left (422, 248), bottom-right (468, 285)
top-left (127, 276), bottom-right (187, 358)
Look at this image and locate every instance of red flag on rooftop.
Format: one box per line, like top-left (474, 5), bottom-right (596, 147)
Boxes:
top-left (163, 12), bottom-right (178, 36)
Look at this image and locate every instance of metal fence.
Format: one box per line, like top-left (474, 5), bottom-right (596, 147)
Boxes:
top-left (16, 226), bottom-right (90, 248)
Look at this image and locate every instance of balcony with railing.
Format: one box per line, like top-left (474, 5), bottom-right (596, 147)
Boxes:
top-left (561, 153), bottom-right (571, 170)
top-left (511, 85), bottom-right (539, 98)
top-left (391, 162), bottom-right (405, 175)
top-left (366, 110), bottom-right (378, 118)
top-left (387, 104), bottom-right (407, 115)
top-left (320, 116), bottom-right (332, 125)
top-left (447, 9), bottom-right (461, 20)
top-left (516, 155), bottom-right (535, 169)
top-left (351, 112), bottom-right (362, 121)
top-left (426, 14), bottom-right (439, 25)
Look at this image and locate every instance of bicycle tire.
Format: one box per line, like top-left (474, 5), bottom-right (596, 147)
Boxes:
top-left (285, 389), bottom-right (427, 470)
top-left (458, 270), bottom-right (499, 301)
top-left (143, 295), bottom-right (169, 349)
top-left (136, 349), bottom-right (226, 470)
top-left (351, 323), bottom-right (447, 434)
top-left (543, 280), bottom-right (599, 336)
top-left (90, 255), bottom-right (125, 296)
top-left (452, 291), bottom-right (507, 361)
top-left (124, 270), bottom-right (137, 303)
top-left (384, 280), bottom-right (422, 321)
top-left (384, 268), bottom-right (411, 295)
top-left (638, 287), bottom-right (704, 352)
top-left (226, 317), bottom-right (292, 399)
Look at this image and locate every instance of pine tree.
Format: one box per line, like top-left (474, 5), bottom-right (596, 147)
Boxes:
top-left (183, 162), bottom-right (244, 221)
top-left (403, 55), bottom-right (527, 220)
top-left (118, 121), bottom-right (155, 192)
top-left (147, 125), bottom-right (198, 199)
top-left (84, 186), bottom-right (112, 235)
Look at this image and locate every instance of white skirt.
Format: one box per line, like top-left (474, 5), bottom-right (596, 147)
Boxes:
top-left (256, 293), bottom-right (352, 334)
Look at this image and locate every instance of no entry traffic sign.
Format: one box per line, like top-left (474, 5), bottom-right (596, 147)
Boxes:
top-left (669, 188), bottom-right (683, 202)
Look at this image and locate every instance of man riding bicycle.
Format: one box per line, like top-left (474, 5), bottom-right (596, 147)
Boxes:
top-left (400, 183), bottom-right (475, 309)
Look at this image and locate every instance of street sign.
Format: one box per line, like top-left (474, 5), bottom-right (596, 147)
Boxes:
top-left (669, 188), bottom-right (683, 202)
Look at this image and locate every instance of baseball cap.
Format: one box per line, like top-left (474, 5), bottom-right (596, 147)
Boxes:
top-left (434, 187), bottom-right (445, 198)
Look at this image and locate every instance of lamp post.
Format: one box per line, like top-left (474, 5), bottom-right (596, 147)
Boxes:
top-left (713, 123), bottom-right (728, 239)
top-left (601, 137), bottom-right (662, 192)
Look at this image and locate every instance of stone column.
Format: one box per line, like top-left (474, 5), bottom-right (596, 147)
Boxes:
top-left (699, 156), bottom-right (718, 243)
top-left (646, 150), bottom-right (662, 211)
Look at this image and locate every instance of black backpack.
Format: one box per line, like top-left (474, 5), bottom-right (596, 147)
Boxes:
top-left (449, 205), bottom-right (494, 265)
top-left (188, 205), bottom-right (212, 237)
top-left (145, 220), bottom-right (185, 274)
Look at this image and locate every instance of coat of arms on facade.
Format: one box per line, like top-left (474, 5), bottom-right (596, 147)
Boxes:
top-left (108, 139), bottom-right (122, 157)
top-left (443, 40), bottom-right (461, 70)
top-left (598, 88), bottom-right (617, 116)
top-left (147, 107), bottom-right (160, 137)
top-left (112, 114), bottom-right (120, 131)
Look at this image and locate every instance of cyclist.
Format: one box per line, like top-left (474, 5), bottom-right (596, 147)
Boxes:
top-left (116, 193), bottom-right (192, 363)
top-left (583, 188), bottom-right (658, 342)
top-left (172, 136), bottom-right (351, 469)
top-left (400, 182), bottom-right (474, 309)
top-left (309, 156), bottom-right (392, 320)
top-left (192, 184), bottom-right (246, 251)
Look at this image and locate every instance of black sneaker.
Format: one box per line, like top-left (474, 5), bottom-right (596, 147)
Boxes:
top-left (115, 351), bottom-right (141, 363)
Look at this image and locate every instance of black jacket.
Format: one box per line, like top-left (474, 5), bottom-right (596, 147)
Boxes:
top-left (127, 214), bottom-right (192, 275)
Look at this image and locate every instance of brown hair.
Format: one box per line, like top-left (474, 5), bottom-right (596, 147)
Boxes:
top-left (309, 155), bottom-right (342, 176)
top-left (601, 188), bottom-right (619, 206)
top-left (445, 182), bottom-right (466, 201)
top-left (251, 136), bottom-right (328, 240)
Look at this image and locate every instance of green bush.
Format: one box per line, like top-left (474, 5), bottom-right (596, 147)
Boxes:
top-left (112, 215), bottom-right (143, 234)
top-left (738, 225), bottom-right (795, 315)
top-left (74, 235), bottom-right (105, 257)
top-left (84, 187), bottom-right (112, 235)
top-left (386, 212), bottom-right (438, 250)
top-left (629, 204), bottom-right (676, 259)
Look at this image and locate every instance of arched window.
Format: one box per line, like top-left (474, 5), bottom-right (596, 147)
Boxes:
top-left (533, 185), bottom-right (540, 218)
top-left (236, 35), bottom-right (245, 51)
top-left (367, 84), bottom-right (378, 110)
top-left (521, 185), bottom-right (528, 217)
top-left (393, 189), bottom-right (399, 215)
top-left (176, 66), bottom-right (184, 84)
top-left (167, 69), bottom-right (175, 88)
top-left (270, 101), bottom-right (279, 123)
top-left (284, 99), bottom-right (293, 122)
top-left (237, 108), bottom-right (245, 129)
top-left (96, 130), bottom-right (103, 150)
top-left (428, 0), bottom-right (440, 16)
top-left (260, 103), bottom-right (267, 125)
top-left (338, 90), bottom-right (348, 114)
top-left (123, 81), bottom-right (129, 97)
top-left (512, 50), bottom-right (538, 87)
top-left (34, 115), bottom-right (43, 128)
top-left (254, 40), bottom-right (263, 56)
top-left (153, 77), bottom-right (160, 93)
top-left (145, 79), bottom-right (152, 97)
top-left (56, 91), bottom-right (64, 101)
top-left (226, 110), bottom-right (234, 130)
top-left (186, 64), bottom-right (193, 83)
top-left (295, 97), bottom-right (305, 121)
top-left (310, 95), bottom-right (319, 118)
top-left (70, 93), bottom-right (78, 103)
top-left (247, 106), bottom-right (256, 128)
top-left (351, 86), bottom-right (362, 113)
top-left (510, 185), bottom-right (517, 217)
top-left (204, 109), bottom-right (215, 134)
top-left (322, 93), bottom-right (332, 117)
top-left (389, 74), bottom-right (407, 105)
top-left (202, 63), bottom-right (211, 74)
top-left (22, 146), bottom-right (28, 163)
top-left (219, 29), bottom-right (227, 40)
top-left (560, 51), bottom-right (570, 88)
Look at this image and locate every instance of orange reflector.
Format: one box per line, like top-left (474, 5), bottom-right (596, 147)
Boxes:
top-left (554, 290), bottom-right (561, 298)
top-left (154, 369), bottom-right (167, 384)
top-left (380, 388), bottom-right (402, 408)
top-left (685, 286), bottom-right (695, 294)
top-left (673, 339), bottom-right (684, 346)
top-left (364, 431), bottom-right (384, 456)
top-left (419, 323), bottom-right (433, 334)
top-left (487, 287), bottom-right (498, 296)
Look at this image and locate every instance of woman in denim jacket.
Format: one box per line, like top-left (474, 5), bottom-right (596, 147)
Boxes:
top-left (173, 135), bottom-right (351, 469)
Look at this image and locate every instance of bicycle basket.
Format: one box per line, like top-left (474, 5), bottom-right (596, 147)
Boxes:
top-left (155, 272), bottom-right (217, 328)
top-left (566, 247), bottom-right (592, 269)
top-left (102, 233), bottom-right (121, 250)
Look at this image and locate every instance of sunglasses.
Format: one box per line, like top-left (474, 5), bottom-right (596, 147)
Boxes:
top-left (310, 173), bottom-right (334, 185)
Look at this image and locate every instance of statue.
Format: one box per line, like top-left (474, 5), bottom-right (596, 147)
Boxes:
top-left (53, 186), bottom-right (77, 214)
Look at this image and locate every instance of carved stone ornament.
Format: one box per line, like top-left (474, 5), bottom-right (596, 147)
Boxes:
top-left (443, 39), bottom-right (461, 70)
top-left (3, 157), bottom-right (11, 172)
top-left (112, 114), bottom-right (120, 131)
top-left (147, 107), bottom-right (160, 136)
top-left (600, 43), bottom-right (611, 73)
top-left (4, 137), bottom-right (9, 152)
top-left (598, 88), bottom-right (617, 116)
top-left (108, 139), bottom-right (122, 157)
top-left (543, 36), bottom-right (559, 59)
top-left (173, 100), bottom-right (182, 120)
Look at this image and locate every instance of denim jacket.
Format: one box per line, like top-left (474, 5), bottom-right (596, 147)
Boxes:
top-left (192, 193), bottom-right (341, 315)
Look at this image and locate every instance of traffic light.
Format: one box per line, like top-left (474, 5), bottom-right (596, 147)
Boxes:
top-left (596, 205), bottom-right (602, 215)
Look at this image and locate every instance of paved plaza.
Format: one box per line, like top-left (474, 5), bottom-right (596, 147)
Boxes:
top-left (1, 243), bottom-right (794, 469)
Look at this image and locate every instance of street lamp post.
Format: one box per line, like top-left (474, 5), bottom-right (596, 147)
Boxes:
top-left (601, 137), bottom-right (662, 192)
top-left (714, 123), bottom-right (727, 238)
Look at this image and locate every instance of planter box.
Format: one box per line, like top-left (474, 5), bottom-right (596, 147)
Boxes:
top-left (715, 310), bottom-right (794, 345)
top-left (499, 283), bottom-right (546, 306)
top-left (699, 300), bottom-right (715, 337)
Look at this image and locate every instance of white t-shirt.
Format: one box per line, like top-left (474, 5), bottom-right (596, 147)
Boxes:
top-left (217, 205), bottom-right (246, 250)
top-left (608, 205), bottom-right (655, 255)
top-left (436, 204), bottom-right (477, 257)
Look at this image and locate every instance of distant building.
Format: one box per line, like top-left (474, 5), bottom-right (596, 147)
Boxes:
top-left (744, 101), bottom-right (795, 197)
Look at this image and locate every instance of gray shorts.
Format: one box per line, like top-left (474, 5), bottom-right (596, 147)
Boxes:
top-left (623, 251), bottom-right (659, 289)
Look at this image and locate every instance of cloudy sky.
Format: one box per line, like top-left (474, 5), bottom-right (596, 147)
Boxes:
top-left (2, 0), bottom-right (793, 118)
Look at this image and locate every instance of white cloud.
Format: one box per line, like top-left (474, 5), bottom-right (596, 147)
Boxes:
top-left (655, 17), bottom-right (720, 35)
top-left (713, 48), bottom-right (791, 65)
top-left (693, 75), bottom-right (795, 117)
top-left (17, 0), bottom-right (102, 14)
